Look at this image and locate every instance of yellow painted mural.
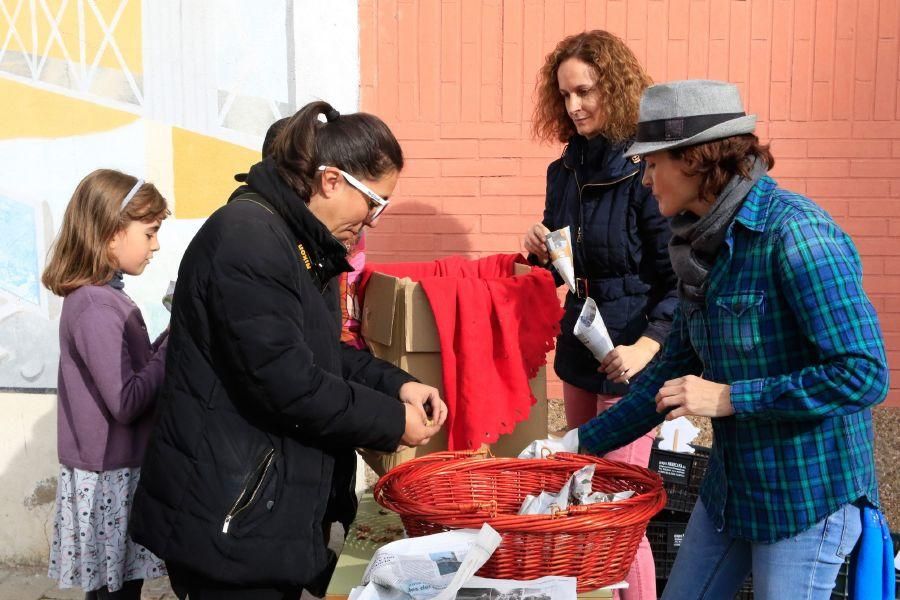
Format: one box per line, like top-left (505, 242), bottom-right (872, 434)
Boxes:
top-left (11, 0), bottom-right (142, 73)
top-left (0, 78), bottom-right (138, 139)
top-left (172, 127), bottom-right (260, 219)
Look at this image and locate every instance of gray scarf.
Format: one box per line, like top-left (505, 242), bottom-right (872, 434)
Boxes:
top-left (669, 157), bottom-right (768, 303)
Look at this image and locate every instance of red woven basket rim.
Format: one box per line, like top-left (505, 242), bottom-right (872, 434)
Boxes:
top-left (374, 451), bottom-right (667, 532)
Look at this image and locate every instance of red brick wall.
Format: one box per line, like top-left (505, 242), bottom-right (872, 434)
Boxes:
top-left (359, 0), bottom-right (900, 406)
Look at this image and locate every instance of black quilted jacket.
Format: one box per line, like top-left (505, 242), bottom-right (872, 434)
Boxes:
top-left (130, 158), bottom-right (413, 592)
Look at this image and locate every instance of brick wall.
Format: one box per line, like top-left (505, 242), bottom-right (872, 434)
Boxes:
top-left (359, 0), bottom-right (900, 406)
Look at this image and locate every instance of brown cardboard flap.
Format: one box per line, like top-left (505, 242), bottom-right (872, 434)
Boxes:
top-left (399, 351), bottom-right (443, 391)
top-left (365, 263), bottom-right (530, 354)
top-left (403, 283), bottom-right (441, 352)
top-left (401, 264), bottom-right (529, 352)
top-left (360, 272), bottom-right (400, 346)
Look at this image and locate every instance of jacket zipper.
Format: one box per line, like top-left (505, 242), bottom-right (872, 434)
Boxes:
top-left (573, 169), bottom-right (584, 244)
top-left (222, 448), bottom-right (276, 534)
top-left (566, 163), bottom-right (639, 251)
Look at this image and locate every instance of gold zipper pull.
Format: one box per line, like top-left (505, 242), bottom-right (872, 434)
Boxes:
top-left (577, 227), bottom-right (583, 243)
top-left (222, 515), bottom-right (233, 534)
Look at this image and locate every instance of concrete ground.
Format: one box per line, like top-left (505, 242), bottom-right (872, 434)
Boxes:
top-left (0, 566), bottom-right (174, 600)
top-left (1, 565), bottom-right (327, 600)
top-left (0, 522), bottom-right (347, 600)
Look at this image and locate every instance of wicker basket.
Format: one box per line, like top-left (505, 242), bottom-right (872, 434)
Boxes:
top-left (374, 451), bottom-right (667, 592)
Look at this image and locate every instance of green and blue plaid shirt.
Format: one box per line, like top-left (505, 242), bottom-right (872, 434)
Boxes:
top-left (579, 176), bottom-right (889, 542)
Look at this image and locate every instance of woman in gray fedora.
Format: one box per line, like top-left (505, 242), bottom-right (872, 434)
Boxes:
top-left (571, 80), bottom-right (888, 598)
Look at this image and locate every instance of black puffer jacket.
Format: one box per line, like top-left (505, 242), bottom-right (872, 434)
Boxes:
top-left (542, 135), bottom-right (677, 395)
top-left (130, 158), bottom-right (413, 592)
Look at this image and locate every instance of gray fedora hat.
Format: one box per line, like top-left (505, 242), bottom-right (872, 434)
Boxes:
top-left (625, 80), bottom-right (757, 157)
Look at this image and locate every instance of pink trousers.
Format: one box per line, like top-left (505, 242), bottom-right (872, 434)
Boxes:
top-left (564, 383), bottom-right (657, 600)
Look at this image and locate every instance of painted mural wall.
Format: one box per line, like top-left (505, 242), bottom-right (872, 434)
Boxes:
top-left (0, 0), bottom-right (360, 562)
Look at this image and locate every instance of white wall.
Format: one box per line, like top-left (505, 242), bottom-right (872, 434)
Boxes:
top-left (0, 393), bottom-right (58, 564)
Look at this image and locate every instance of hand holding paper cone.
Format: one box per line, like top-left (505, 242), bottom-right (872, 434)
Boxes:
top-left (545, 227), bottom-right (576, 294)
top-left (524, 223), bottom-right (551, 264)
top-left (573, 297), bottom-right (615, 363)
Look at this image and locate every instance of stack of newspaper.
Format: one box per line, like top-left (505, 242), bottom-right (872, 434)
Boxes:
top-left (517, 464), bottom-right (634, 516)
top-left (348, 524), bottom-right (577, 599)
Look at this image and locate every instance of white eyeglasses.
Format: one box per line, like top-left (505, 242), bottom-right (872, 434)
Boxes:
top-left (317, 165), bottom-right (390, 223)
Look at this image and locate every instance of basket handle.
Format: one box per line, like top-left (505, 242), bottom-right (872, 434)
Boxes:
top-left (458, 499), bottom-right (498, 518)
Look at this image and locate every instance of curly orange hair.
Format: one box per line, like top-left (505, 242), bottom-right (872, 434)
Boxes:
top-left (532, 30), bottom-right (652, 144)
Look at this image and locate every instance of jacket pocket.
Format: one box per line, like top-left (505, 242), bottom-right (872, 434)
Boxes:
top-left (221, 447), bottom-right (278, 535)
top-left (714, 292), bottom-right (765, 353)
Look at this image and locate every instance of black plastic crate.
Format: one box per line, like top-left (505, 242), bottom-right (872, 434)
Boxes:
top-left (830, 559), bottom-right (849, 600)
top-left (734, 579), bottom-right (754, 600)
top-left (647, 515), bottom-right (688, 579)
top-left (656, 574), bottom-right (754, 599)
top-left (648, 443), bottom-right (710, 513)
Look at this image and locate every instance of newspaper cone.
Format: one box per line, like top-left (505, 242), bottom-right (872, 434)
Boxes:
top-left (573, 297), bottom-right (614, 362)
top-left (162, 280), bottom-right (176, 312)
top-left (545, 227), bottom-right (576, 294)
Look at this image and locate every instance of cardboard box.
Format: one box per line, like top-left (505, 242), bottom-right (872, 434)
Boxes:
top-left (360, 264), bottom-right (548, 475)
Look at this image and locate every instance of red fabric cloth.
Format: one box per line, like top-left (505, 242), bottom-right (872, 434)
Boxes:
top-left (359, 254), bottom-right (564, 450)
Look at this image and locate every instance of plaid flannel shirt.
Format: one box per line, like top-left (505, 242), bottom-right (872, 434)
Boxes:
top-left (579, 176), bottom-right (889, 542)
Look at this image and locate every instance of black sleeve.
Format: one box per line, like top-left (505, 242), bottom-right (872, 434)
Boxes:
top-left (635, 175), bottom-right (678, 345)
top-left (341, 343), bottom-right (417, 398)
top-left (207, 218), bottom-right (405, 452)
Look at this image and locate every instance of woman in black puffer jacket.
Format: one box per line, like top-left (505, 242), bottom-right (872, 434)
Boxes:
top-left (523, 31), bottom-right (677, 600)
top-left (130, 101), bottom-right (446, 599)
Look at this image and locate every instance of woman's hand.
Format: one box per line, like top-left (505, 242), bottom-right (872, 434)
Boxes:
top-left (400, 402), bottom-right (442, 447)
top-left (598, 336), bottom-right (660, 383)
top-left (524, 223), bottom-right (551, 265)
top-left (655, 375), bottom-right (734, 420)
top-left (398, 381), bottom-right (448, 427)
top-left (398, 382), bottom-right (448, 447)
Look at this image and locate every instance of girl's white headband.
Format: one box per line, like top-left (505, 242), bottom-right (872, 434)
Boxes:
top-left (121, 179), bottom-right (144, 210)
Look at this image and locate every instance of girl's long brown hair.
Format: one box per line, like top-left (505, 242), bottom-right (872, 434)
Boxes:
top-left (42, 169), bottom-right (169, 297)
top-left (533, 30), bottom-right (652, 144)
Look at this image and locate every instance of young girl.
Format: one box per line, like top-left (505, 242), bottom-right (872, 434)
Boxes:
top-left (43, 169), bottom-right (170, 600)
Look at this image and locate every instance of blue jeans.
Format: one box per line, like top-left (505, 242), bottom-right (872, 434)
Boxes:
top-left (661, 500), bottom-right (861, 600)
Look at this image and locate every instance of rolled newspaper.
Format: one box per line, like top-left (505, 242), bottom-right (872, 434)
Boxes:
top-left (573, 297), bottom-right (614, 362)
top-left (545, 227), bottom-right (576, 294)
top-left (162, 280), bottom-right (176, 313)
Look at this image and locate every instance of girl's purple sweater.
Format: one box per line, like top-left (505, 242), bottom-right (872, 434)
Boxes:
top-left (56, 284), bottom-right (167, 471)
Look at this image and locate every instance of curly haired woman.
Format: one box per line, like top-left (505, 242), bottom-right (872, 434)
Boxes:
top-left (523, 30), bottom-right (678, 599)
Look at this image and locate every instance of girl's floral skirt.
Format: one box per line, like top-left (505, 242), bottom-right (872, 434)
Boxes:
top-left (48, 465), bottom-right (165, 592)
